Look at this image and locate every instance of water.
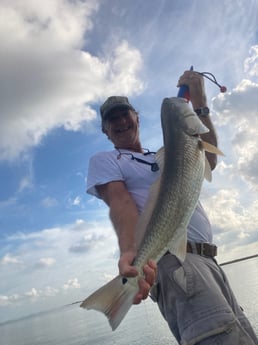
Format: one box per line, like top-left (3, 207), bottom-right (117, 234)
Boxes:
top-left (1, 258), bottom-right (257, 345)
top-left (0, 302), bottom-right (172, 345)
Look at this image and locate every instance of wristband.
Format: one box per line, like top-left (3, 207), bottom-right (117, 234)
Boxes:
top-left (194, 107), bottom-right (210, 117)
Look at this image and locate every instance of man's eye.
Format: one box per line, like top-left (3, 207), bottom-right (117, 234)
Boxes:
top-left (109, 112), bottom-right (129, 122)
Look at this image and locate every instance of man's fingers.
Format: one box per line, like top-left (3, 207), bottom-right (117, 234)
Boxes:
top-left (119, 263), bottom-right (138, 278)
top-left (133, 292), bottom-right (143, 305)
top-left (147, 259), bottom-right (157, 273)
top-left (178, 71), bottom-right (203, 87)
top-left (121, 268), bottom-right (138, 278)
top-left (133, 278), bottom-right (150, 304)
top-left (143, 262), bottom-right (156, 287)
top-left (119, 257), bottom-right (157, 305)
top-left (132, 260), bottom-right (157, 304)
top-left (118, 252), bottom-right (138, 277)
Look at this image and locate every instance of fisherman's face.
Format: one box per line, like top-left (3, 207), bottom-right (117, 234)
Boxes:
top-left (103, 108), bottom-right (140, 149)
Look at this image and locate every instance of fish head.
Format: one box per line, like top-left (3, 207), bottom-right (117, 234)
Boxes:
top-left (161, 97), bottom-right (209, 138)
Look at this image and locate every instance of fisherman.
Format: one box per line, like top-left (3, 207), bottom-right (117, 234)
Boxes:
top-left (86, 71), bottom-right (258, 344)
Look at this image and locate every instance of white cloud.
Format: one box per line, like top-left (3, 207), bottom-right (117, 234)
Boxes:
top-left (41, 197), bottom-right (59, 208)
top-left (0, 254), bottom-right (22, 265)
top-left (244, 45), bottom-right (258, 77)
top-left (0, 283), bottom-right (62, 307)
top-left (0, 219), bottom-right (116, 306)
top-left (0, 295), bottom-right (10, 307)
top-left (18, 176), bottom-right (33, 193)
top-left (104, 40), bottom-right (144, 95)
top-left (70, 219), bottom-right (89, 231)
top-left (24, 286), bottom-right (59, 300)
top-left (216, 190), bottom-right (257, 231)
top-left (203, 188), bottom-right (258, 261)
top-left (25, 287), bottom-right (39, 298)
top-left (69, 231), bottom-right (106, 253)
top-left (71, 196), bottom-right (81, 206)
top-left (238, 231), bottom-right (250, 239)
top-left (0, 1), bottom-right (144, 161)
top-left (42, 286), bottom-right (59, 297)
top-left (5, 219), bottom-right (112, 254)
top-left (0, 294), bottom-right (20, 306)
top-left (212, 45), bottom-right (258, 190)
top-left (204, 189), bottom-right (244, 231)
top-left (63, 278), bottom-right (80, 290)
top-left (36, 257), bottom-right (56, 268)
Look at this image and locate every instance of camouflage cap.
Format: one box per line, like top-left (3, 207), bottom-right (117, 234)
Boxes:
top-left (100, 96), bottom-right (135, 120)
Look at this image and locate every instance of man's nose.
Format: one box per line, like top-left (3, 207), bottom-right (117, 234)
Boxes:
top-left (116, 114), bottom-right (127, 124)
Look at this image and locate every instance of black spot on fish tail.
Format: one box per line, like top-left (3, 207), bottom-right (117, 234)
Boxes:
top-left (122, 277), bottom-right (128, 285)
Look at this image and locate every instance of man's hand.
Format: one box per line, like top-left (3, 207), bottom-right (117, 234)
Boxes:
top-left (133, 260), bottom-right (157, 304)
top-left (177, 70), bottom-right (207, 109)
top-left (118, 252), bottom-right (157, 304)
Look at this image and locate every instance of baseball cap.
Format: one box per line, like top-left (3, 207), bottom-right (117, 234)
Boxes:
top-left (100, 96), bottom-right (135, 120)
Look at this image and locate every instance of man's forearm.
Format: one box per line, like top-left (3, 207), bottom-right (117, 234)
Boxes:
top-left (198, 114), bottom-right (218, 170)
top-left (189, 81), bottom-right (218, 170)
top-left (109, 196), bottom-right (139, 256)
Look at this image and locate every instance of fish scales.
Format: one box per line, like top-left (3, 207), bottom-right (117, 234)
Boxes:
top-left (134, 98), bottom-right (205, 270)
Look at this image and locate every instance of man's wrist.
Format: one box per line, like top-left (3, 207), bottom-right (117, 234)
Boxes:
top-left (120, 249), bottom-right (137, 258)
top-left (191, 94), bottom-right (207, 110)
top-left (194, 106), bottom-right (210, 117)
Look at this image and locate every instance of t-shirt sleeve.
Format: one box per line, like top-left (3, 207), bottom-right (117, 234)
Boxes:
top-left (86, 152), bottom-right (125, 198)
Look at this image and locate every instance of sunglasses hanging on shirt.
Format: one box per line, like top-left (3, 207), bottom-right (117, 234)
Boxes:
top-left (116, 148), bottom-right (159, 172)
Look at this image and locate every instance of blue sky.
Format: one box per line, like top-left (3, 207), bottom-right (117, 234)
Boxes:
top-left (0, 0), bottom-right (258, 323)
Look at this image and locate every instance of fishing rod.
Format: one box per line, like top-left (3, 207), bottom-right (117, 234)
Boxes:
top-left (177, 65), bottom-right (227, 101)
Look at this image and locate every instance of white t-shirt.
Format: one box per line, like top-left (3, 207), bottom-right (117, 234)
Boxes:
top-left (87, 149), bottom-right (212, 243)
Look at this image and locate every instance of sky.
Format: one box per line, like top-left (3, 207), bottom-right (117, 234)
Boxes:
top-left (0, 0), bottom-right (258, 324)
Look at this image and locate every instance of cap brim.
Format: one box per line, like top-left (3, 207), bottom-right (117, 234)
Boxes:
top-left (103, 104), bottom-right (131, 120)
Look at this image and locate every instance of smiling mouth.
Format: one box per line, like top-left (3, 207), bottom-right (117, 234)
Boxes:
top-left (115, 126), bottom-right (131, 133)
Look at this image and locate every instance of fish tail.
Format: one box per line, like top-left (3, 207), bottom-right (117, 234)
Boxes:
top-left (80, 275), bottom-right (137, 331)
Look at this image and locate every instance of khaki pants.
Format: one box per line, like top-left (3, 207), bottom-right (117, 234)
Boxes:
top-left (154, 253), bottom-right (258, 345)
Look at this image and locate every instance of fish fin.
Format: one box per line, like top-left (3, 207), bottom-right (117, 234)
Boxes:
top-left (204, 156), bottom-right (212, 182)
top-left (80, 275), bottom-right (137, 331)
top-left (155, 146), bottom-right (165, 173)
top-left (201, 140), bottom-right (225, 156)
top-left (167, 228), bottom-right (187, 262)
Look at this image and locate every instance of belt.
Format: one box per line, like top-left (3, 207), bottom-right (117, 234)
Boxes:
top-left (165, 242), bottom-right (217, 258)
top-left (187, 242), bottom-right (217, 257)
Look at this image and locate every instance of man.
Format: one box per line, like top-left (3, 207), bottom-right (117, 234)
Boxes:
top-left (87, 71), bottom-right (258, 344)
